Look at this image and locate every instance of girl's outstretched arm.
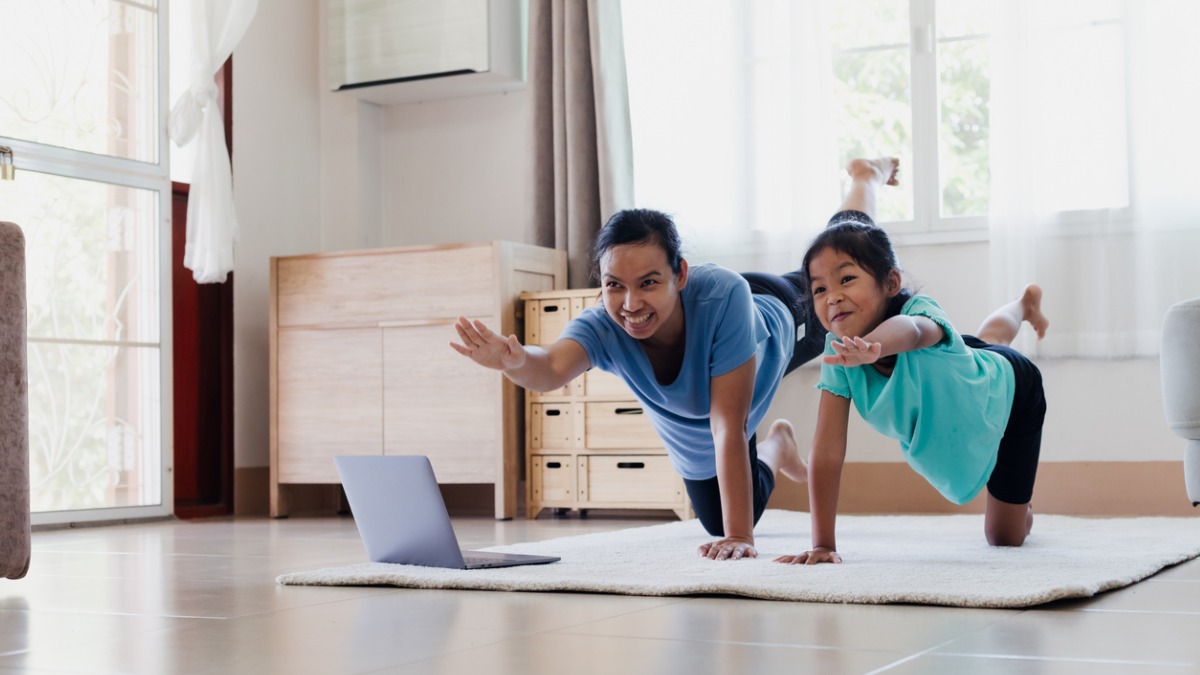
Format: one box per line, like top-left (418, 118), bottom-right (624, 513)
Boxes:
top-left (776, 390), bottom-right (850, 565)
top-left (824, 315), bottom-right (944, 367)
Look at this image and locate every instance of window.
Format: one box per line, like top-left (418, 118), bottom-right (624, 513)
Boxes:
top-left (0, 0), bottom-right (169, 522)
top-left (622, 0), bottom-right (1131, 251)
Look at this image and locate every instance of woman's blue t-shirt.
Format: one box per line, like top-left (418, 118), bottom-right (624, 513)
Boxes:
top-left (559, 264), bottom-right (795, 480)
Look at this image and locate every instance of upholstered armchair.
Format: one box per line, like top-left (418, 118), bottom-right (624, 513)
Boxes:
top-left (1161, 298), bottom-right (1200, 507)
top-left (1, 221), bottom-right (30, 579)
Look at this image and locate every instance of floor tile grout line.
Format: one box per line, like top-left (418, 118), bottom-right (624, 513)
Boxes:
top-left (862, 606), bottom-right (1035, 674)
top-left (861, 638), bottom-right (962, 675)
top-left (1080, 607), bottom-right (1200, 616)
top-left (543, 626), bottom-right (909, 656)
top-left (933, 652), bottom-right (1196, 667)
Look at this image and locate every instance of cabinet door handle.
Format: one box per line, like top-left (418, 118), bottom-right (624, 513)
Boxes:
top-left (545, 409), bottom-right (562, 416)
top-left (544, 304), bottom-right (561, 312)
top-left (614, 407), bottom-right (643, 415)
top-left (616, 462), bottom-right (645, 469)
top-left (546, 461), bottom-right (563, 469)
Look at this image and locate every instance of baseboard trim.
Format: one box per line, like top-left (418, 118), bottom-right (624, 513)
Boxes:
top-left (235, 460), bottom-right (1199, 519)
top-left (234, 466), bottom-right (270, 516)
top-left (767, 460), bottom-right (1200, 517)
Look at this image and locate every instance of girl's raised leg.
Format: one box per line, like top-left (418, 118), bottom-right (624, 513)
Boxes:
top-left (977, 284), bottom-right (1050, 346)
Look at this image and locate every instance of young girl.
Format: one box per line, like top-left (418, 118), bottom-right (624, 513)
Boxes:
top-left (777, 220), bottom-right (1049, 565)
top-left (451, 158), bottom-right (901, 562)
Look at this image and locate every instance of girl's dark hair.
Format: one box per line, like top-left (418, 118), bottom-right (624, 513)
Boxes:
top-left (800, 221), bottom-right (913, 320)
top-left (591, 208), bottom-right (684, 283)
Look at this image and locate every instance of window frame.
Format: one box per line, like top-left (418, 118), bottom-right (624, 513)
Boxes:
top-left (862, 0), bottom-right (1136, 245)
top-left (2, 0), bottom-right (173, 527)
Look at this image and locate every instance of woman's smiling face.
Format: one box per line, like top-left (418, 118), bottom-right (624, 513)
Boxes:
top-left (599, 242), bottom-right (687, 345)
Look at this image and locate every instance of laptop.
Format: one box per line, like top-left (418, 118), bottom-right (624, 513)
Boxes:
top-left (335, 455), bottom-right (561, 569)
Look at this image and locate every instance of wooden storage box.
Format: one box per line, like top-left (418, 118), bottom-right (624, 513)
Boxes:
top-left (521, 288), bottom-right (692, 521)
top-left (579, 455), bottom-right (684, 506)
top-left (530, 455), bottom-right (576, 503)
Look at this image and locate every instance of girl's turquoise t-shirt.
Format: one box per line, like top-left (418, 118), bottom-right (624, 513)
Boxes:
top-left (816, 295), bottom-right (1015, 504)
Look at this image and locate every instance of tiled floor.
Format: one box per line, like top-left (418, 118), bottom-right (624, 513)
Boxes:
top-left (2, 512), bottom-right (1199, 674)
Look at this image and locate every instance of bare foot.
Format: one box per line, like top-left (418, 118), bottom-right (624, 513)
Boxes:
top-left (1020, 284), bottom-right (1050, 339)
top-left (764, 420), bottom-right (807, 484)
top-left (847, 157), bottom-right (900, 186)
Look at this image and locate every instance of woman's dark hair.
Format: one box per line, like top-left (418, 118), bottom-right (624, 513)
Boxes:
top-left (800, 221), bottom-right (913, 320)
top-left (591, 208), bottom-right (684, 283)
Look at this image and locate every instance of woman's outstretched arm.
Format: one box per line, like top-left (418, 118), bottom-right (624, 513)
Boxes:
top-left (451, 316), bottom-right (590, 392)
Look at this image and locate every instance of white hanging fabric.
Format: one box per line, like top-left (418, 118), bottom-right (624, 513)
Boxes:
top-left (169, 0), bottom-right (259, 284)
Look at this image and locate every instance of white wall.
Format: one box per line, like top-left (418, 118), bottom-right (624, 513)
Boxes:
top-left (380, 92), bottom-right (531, 247)
top-left (231, 0), bottom-right (1181, 480)
top-left (233, 0), bottom-right (322, 471)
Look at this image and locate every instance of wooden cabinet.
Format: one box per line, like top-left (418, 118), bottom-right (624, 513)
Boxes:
top-left (270, 241), bottom-right (565, 519)
top-left (521, 289), bottom-right (692, 520)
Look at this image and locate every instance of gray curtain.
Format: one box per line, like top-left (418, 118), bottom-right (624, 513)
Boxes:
top-left (529, 0), bottom-right (635, 288)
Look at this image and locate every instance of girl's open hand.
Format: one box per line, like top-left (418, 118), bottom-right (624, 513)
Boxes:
top-left (450, 316), bottom-right (527, 371)
top-left (823, 336), bottom-right (882, 367)
top-left (699, 536), bottom-right (758, 561)
top-left (774, 547), bottom-right (842, 565)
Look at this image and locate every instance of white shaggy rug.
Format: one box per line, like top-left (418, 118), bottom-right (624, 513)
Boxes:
top-left (277, 510), bottom-right (1200, 608)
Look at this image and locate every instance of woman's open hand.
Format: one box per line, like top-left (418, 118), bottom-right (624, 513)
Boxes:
top-left (450, 316), bottom-right (526, 371)
top-left (699, 536), bottom-right (758, 561)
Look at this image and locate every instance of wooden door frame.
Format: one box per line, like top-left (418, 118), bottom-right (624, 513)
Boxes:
top-left (172, 59), bottom-right (235, 519)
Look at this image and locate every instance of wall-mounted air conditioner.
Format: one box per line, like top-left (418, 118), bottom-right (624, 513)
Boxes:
top-left (328, 0), bottom-right (526, 105)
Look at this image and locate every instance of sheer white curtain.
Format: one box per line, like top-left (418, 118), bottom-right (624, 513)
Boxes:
top-left (622, 0), bottom-right (838, 273)
top-left (169, 0), bottom-right (259, 284)
top-left (988, 1), bottom-right (1200, 357)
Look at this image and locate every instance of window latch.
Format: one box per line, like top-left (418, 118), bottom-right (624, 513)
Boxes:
top-left (913, 23), bottom-right (934, 55)
top-left (0, 146), bottom-right (13, 181)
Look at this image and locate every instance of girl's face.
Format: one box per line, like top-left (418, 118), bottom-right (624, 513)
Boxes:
top-left (807, 247), bottom-right (900, 340)
top-left (599, 243), bottom-right (688, 346)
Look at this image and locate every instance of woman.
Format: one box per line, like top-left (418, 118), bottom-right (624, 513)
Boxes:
top-left (451, 158), bottom-right (900, 561)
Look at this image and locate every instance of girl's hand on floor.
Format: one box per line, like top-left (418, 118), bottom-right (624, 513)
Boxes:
top-left (698, 536), bottom-right (758, 561)
top-left (824, 336), bottom-right (882, 367)
top-left (774, 547), bottom-right (843, 565)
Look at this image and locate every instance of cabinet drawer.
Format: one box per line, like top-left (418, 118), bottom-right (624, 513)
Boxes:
top-left (526, 298), bottom-right (581, 345)
top-left (579, 455), bottom-right (682, 504)
top-left (584, 369), bottom-right (627, 397)
top-left (528, 377), bottom-right (583, 401)
top-left (530, 455), bottom-right (575, 502)
top-left (584, 401), bottom-right (661, 449)
top-left (382, 323), bottom-right (502, 483)
top-left (525, 297), bottom-right (584, 400)
top-left (277, 246), bottom-right (495, 326)
top-left (529, 403), bottom-right (582, 449)
top-left (277, 327), bottom-right (383, 482)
